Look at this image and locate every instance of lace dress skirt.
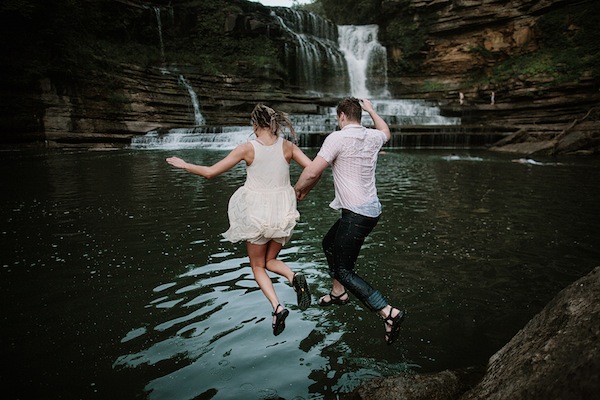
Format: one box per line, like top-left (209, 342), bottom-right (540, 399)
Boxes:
top-left (222, 184), bottom-right (299, 245)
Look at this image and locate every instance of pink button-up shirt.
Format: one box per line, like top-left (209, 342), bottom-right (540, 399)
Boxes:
top-left (317, 123), bottom-right (388, 217)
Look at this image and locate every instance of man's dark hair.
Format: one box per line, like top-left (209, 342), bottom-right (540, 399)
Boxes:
top-left (336, 97), bottom-right (362, 122)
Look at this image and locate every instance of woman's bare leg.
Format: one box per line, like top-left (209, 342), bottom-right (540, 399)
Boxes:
top-left (246, 241), bottom-right (281, 311)
top-left (264, 240), bottom-right (294, 283)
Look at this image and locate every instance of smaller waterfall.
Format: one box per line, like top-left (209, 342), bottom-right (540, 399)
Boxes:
top-left (153, 6), bottom-right (165, 61)
top-left (130, 127), bottom-right (253, 150)
top-left (338, 25), bottom-right (389, 98)
top-left (178, 75), bottom-right (205, 126)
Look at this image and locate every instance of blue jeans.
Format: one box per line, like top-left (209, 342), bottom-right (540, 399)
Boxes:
top-left (322, 209), bottom-right (388, 311)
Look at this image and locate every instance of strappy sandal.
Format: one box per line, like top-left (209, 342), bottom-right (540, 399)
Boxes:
top-left (292, 273), bottom-right (311, 311)
top-left (318, 291), bottom-right (350, 306)
top-left (272, 304), bottom-right (289, 336)
top-left (383, 308), bottom-right (406, 345)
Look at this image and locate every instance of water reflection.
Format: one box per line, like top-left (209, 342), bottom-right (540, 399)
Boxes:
top-left (112, 240), bottom-right (412, 399)
top-left (1, 149), bottom-right (599, 399)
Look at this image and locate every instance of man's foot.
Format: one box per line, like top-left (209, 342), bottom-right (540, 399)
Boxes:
top-left (318, 291), bottom-right (350, 306)
top-left (292, 273), bottom-right (311, 311)
top-left (383, 308), bottom-right (406, 345)
top-left (272, 304), bottom-right (289, 336)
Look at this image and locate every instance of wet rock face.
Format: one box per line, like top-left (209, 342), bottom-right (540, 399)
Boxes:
top-left (386, 0), bottom-right (599, 154)
top-left (459, 266), bottom-right (600, 400)
top-left (350, 266), bottom-right (600, 400)
top-left (1, 0), bottom-right (597, 150)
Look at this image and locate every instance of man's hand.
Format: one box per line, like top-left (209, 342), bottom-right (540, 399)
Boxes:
top-left (359, 98), bottom-right (374, 113)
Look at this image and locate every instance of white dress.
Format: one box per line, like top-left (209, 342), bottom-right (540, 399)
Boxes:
top-left (222, 137), bottom-right (299, 245)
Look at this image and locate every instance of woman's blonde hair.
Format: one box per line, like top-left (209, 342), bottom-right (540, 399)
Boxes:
top-left (251, 104), bottom-right (297, 142)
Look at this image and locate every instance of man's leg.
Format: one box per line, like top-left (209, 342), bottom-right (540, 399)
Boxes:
top-left (331, 210), bottom-right (387, 311)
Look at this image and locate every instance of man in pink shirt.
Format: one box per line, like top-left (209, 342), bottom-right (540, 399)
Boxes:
top-left (295, 97), bottom-right (406, 345)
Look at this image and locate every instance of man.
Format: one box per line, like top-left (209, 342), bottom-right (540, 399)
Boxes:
top-left (294, 97), bottom-right (406, 345)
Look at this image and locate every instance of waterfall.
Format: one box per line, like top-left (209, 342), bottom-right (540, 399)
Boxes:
top-left (153, 6), bottom-right (165, 61)
top-left (338, 25), bottom-right (389, 98)
top-left (272, 13), bottom-right (389, 98)
top-left (272, 9), bottom-right (349, 95)
top-left (130, 127), bottom-right (252, 150)
top-left (130, 10), bottom-right (463, 151)
top-left (178, 75), bottom-right (205, 126)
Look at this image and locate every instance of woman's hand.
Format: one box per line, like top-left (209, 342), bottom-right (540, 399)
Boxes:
top-left (166, 156), bottom-right (187, 169)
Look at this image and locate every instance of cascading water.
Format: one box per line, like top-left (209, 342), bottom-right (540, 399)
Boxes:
top-left (131, 127), bottom-right (252, 150)
top-left (153, 6), bottom-right (165, 61)
top-left (132, 7), bottom-right (463, 150)
top-left (338, 25), bottom-right (389, 98)
top-left (272, 8), bottom-right (349, 95)
top-left (178, 75), bottom-right (205, 126)
top-left (150, 5), bottom-right (205, 127)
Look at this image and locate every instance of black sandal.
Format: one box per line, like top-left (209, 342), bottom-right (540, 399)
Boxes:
top-left (292, 273), bottom-right (311, 311)
top-left (383, 308), bottom-right (406, 345)
top-left (318, 291), bottom-right (350, 306)
top-left (272, 304), bottom-right (289, 336)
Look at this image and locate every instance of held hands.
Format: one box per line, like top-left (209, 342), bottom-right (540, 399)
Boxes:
top-left (166, 156), bottom-right (187, 169)
top-left (295, 188), bottom-right (307, 201)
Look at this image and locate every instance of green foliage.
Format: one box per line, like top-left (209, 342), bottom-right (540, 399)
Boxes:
top-left (420, 80), bottom-right (448, 93)
top-left (491, 52), bottom-right (557, 82)
top-left (296, 1), bottom-right (324, 16)
top-left (470, 2), bottom-right (600, 87)
top-left (468, 46), bottom-right (496, 60)
top-left (3, 0), bottom-right (597, 97)
top-left (527, 2), bottom-right (600, 82)
top-left (384, 15), bottom-right (429, 75)
top-left (317, 0), bottom-right (382, 24)
top-left (0, 0), bottom-right (285, 87)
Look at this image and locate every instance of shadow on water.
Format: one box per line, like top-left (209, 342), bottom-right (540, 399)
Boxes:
top-left (1, 149), bottom-right (599, 399)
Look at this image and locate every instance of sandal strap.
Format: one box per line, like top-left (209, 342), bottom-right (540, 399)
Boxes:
top-left (329, 291), bottom-right (347, 300)
top-left (272, 304), bottom-right (283, 315)
top-left (383, 308), bottom-right (400, 325)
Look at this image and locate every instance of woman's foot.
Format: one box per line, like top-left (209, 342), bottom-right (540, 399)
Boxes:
top-left (292, 273), bottom-right (311, 311)
top-left (318, 291), bottom-right (350, 306)
top-left (383, 308), bottom-right (406, 345)
top-left (272, 304), bottom-right (289, 336)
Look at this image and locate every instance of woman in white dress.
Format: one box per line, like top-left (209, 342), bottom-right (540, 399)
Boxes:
top-left (166, 104), bottom-right (312, 336)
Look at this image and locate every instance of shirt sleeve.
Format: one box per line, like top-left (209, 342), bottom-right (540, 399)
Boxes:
top-left (317, 133), bottom-right (340, 164)
top-left (371, 128), bottom-right (388, 145)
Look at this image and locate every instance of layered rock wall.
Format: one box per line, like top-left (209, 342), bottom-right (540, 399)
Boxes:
top-left (0, 0), bottom-right (597, 152)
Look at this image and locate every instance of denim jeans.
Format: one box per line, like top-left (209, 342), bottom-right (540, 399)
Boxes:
top-left (322, 209), bottom-right (388, 311)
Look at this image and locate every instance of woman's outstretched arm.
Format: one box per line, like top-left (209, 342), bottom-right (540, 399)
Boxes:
top-left (166, 142), bottom-right (252, 179)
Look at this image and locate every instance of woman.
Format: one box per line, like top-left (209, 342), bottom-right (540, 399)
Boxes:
top-left (166, 104), bottom-right (312, 336)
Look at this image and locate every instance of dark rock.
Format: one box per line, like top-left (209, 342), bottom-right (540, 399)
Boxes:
top-left (460, 266), bottom-right (600, 400)
top-left (351, 266), bottom-right (600, 400)
top-left (348, 368), bottom-right (484, 400)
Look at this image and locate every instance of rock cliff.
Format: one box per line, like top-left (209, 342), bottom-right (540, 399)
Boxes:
top-left (0, 0), bottom-right (598, 153)
top-left (380, 0), bottom-right (600, 155)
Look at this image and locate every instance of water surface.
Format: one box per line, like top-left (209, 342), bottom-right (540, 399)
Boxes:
top-left (1, 149), bottom-right (599, 399)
